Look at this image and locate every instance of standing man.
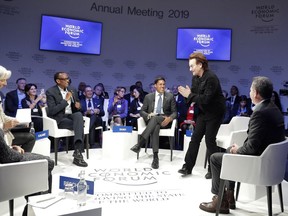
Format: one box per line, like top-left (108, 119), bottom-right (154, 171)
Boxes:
top-left (4, 77), bottom-right (26, 117)
top-left (130, 77), bottom-right (177, 169)
top-left (80, 85), bottom-right (104, 148)
top-left (46, 72), bottom-right (88, 167)
top-left (178, 52), bottom-right (226, 178)
top-left (199, 76), bottom-right (285, 214)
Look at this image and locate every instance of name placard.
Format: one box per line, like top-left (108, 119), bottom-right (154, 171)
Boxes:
top-left (112, 126), bottom-right (133, 133)
top-left (59, 176), bottom-right (94, 195)
top-left (35, 130), bottom-right (49, 140)
top-left (186, 130), bottom-right (193, 137)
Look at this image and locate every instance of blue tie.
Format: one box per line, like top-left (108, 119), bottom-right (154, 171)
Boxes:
top-left (88, 99), bottom-right (92, 108)
top-left (156, 94), bottom-right (162, 114)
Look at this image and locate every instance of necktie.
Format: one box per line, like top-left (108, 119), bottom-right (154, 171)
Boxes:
top-left (88, 99), bottom-right (92, 108)
top-left (156, 94), bottom-right (162, 114)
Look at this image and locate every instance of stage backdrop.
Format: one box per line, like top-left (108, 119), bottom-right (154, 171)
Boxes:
top-left (0, 0), bottom-right (287, 110)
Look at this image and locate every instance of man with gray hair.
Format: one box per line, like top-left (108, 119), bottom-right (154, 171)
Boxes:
top-left (199, 76), bottom-right (285, 214)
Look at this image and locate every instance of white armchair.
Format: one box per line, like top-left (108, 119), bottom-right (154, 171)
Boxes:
top-left (42, 107), bottom-right (90, 165)
top-left (216, 138), bottom-right (288, 216)
top-left (216, 116), bottom-right (250, 149)
top-left (137, 117), bottom-right (177, 161)
top-left (203, 116), bottom-right (250, 168)
top-left (0, 160), bottom-right (48, 216)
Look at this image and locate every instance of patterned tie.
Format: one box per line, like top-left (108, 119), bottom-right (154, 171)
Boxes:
top-left (156, 94), bottom-right (162, 114)
top-left (88, 99), bottom-right (92, 108)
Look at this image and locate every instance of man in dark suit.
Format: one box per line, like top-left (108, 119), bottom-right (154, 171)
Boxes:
top-left (178, 52), bottom-right (226, 179)
top-left (4, 77), bottom-right (26, 117)
top-left (171, 84), bottom-right (188, 149)
top-left (124, 84), bottom-right (136, 108)
top-left (226, 85), bottom-right (241, 122)
top-left (80, 85), bottom-right (104, 147)
top-left (199, 76), bottom-right (285, 214)
top-left (130, 77), bottom-right (177, 169)
top-left (46, 72), bottom-right (88, 167)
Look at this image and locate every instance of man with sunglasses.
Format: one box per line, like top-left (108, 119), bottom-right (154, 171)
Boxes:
top-left (46, 72), bottom-right (88, 167)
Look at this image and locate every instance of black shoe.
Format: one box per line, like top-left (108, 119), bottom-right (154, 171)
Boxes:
top-left (151, 157), bottom-right (159, 169)
top-left (205, 171), bottom-right (212, 179)
top-left (73, 149), bottom-right (83, 160)
top-left (73, 158), bottom-right (88, 167)
top-left (178, 164), bottom-right (192, 177)
top-left (130, 143), bottom-right (141, 153)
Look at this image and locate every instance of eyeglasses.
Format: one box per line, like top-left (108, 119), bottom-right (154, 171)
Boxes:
top-left (58, 77), bottom-right (70, 81)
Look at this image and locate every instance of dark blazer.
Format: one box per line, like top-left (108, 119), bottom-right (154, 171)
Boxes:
top-left (80, 97), bottom-right (105, 117)
top-left (140, 91), bottom-right (177, 122)
top-left (237, 99), bottom-right (285, 156)
top-left (46, 85), bottom-right (80, 124)
top-left (4, 90), bottom-right (19, 117)
top-left (187, 69), bottom-right (226, 121)
top-left (175, 94), bottom-right (188, 124)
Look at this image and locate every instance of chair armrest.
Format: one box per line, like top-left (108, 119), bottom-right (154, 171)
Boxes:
top-left (220, 154), bottom-right (261, 184)
top-left (230, 130), bottom-right (247, 147)
top-left (83, 116), bottom-right (90, 134)
top-left (137, 117), bottom-right (146, 135)
top-left (0, 160), bottom-right (48, 202)
top-left (217, 124), bottom-right (232, 136)
top-left (42, 116), bottom-right (59, 136)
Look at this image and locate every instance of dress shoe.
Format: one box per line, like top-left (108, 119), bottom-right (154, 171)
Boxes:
top-left (205, 171), bottom-right (212, 179)
top-left (73, 158), bottom-right (88, 167)
top-left (73, 149), bottom-right (83, 160)
top-left (178, 164), bottom-right (192, 177)
top-left (199, 194), bottom-right (229, 214)
top-left (130, 143), bottom-right (141, 153)
top-left (227, 190), bottom-right (236, 209)
top-left (151, 157), bottom-right (159, 169)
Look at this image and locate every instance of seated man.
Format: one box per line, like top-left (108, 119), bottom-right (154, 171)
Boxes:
top-left (0, 66), bottom-right (35, 152)
top-left (4, 77), bottom-right (26, 117)
top-left (130, 77), bottom-right (177, 169)
top-left (199, 76), bottom-right (285, 214)
top-left (80, 85), bottom-right (104, 147)
top-left (46, 72), bottom-right (88, 167)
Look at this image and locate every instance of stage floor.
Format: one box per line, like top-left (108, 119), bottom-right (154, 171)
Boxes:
top-left (1, 148), bottom-right (288, 216)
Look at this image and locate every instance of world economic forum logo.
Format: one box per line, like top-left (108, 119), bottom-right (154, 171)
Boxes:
top-left (251, 4), bottom-right (279, 22)
top-left (88, 167), bottom-right (171, 186)
top-left (193, 34), bottom-right (214, 47)
top-left (61, 24), bottom-right (84, 39)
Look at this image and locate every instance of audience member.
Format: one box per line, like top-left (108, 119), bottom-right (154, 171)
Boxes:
top-left (95, 82), bottom-right (109, 99)
top-left (46, 72), bottom-right (88, 167)
top-left (179, 102), bottom-right (198, 150)
top-left (80, 85), bottom-right (104, 148)
top-left (126, 86), bottom-right (145, 130)
top-left (271, 90), bottom-right (283, 112)
top-left (135, 80), bottom-right (148, 96)
top-left (107, 86), bottom-right (128, 126)
top-left (77, 81), bottom-right (86, 100)
top-left (199, 76), bottom-right (285, 214)
top-left (222, 90), bottom-right (232, 124)
top-left (148, 82), bottom-right (156, 93)
top-left (171, 84), bottom-right (189, 148)
top-left (226, 85), bottom-right (241, 122)
top-left (130, 77), bottom-right (177, 169)
top-left (124, 84), bottom-right (136, 108)
top-left (4, 77), bottom-right (26, 117)
top-left (0, 66), bottom-right (35, 152)
top-left (177, 52), bottom-right (226, 179)
top-left (21, 83), bottom-right (47, 132)
top-left (236, 95), bottom-right (252, 117)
